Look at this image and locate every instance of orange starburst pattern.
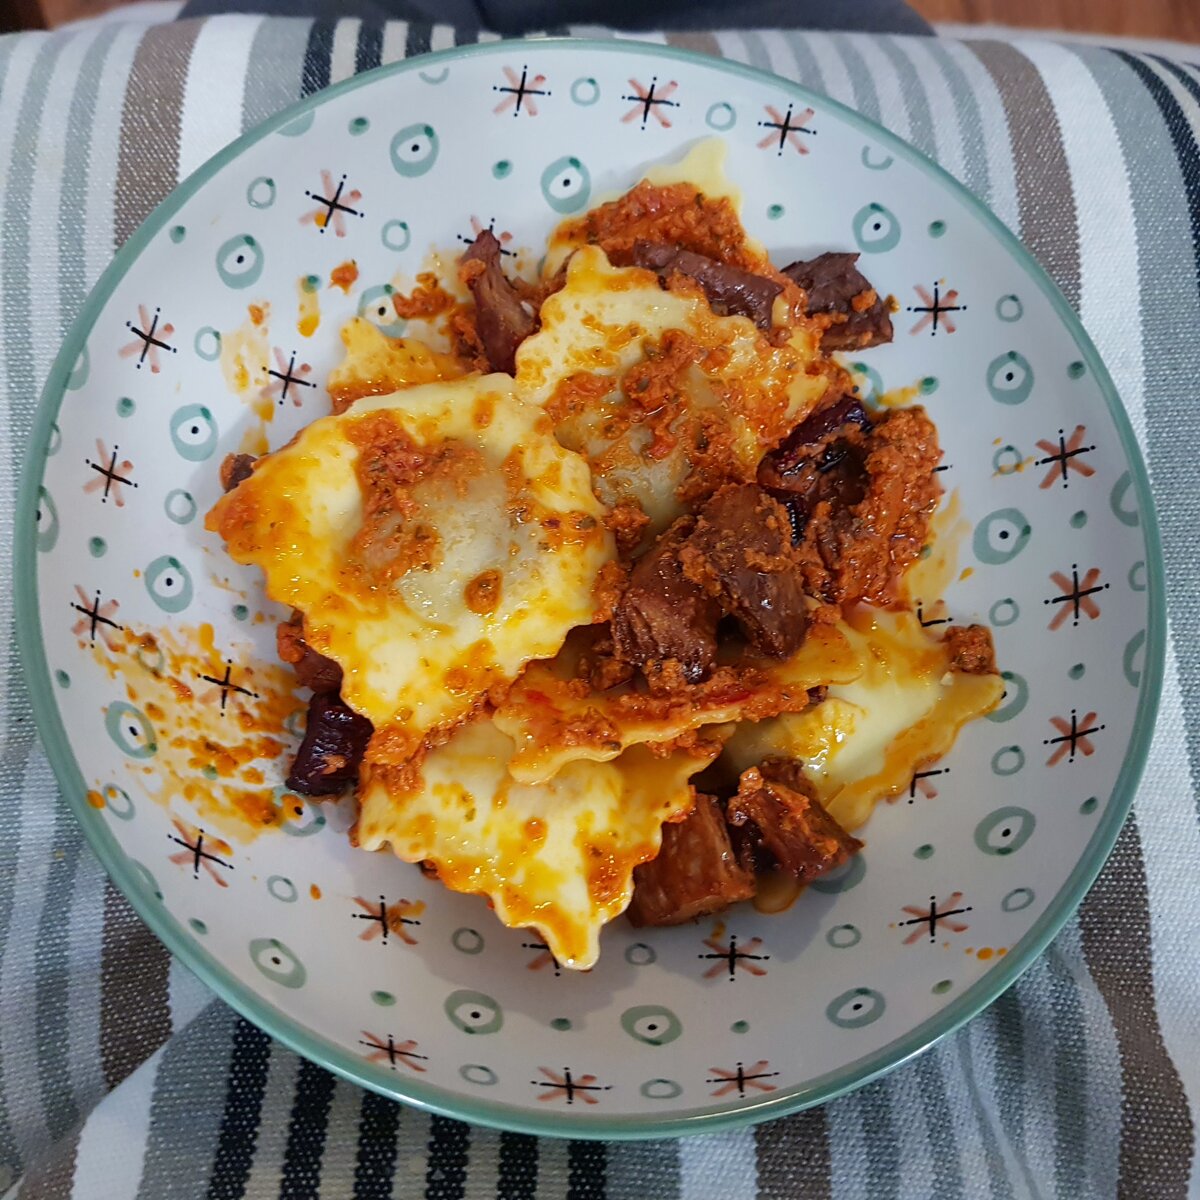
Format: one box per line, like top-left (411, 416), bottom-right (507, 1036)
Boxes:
top-left (83, 440), bottom-right (137, 506)
top-left (493, 65), bottom-right (549, 116)
top-left (621, 77), bottom-right (679, 128)
top-left (120, 305), bottom-right (176, 371)
top-left (757, 104), bottom-right (816, 155)
top-left (907, 282), bottom-right (965, 335)
top-left (302, 170), bottom-right (364, 237)
top-left (352, 895), bottom-right (423, 945)
top-left (707, 1061), bottom-right (779, 1098)
top-left (70, 585), bottom-right (123, 649)
top-left (1045, 710), bottom-right (1105, 766)
top-left (167, 818), bottom-right (234, 887)
top-left (531, 1066), bottom-right (611, 1105)
top-left (898, 892), bottom-right (972, 945)
top-left (1046, 565), bottom-right (1107, 630)
top-left (261, 347), bottom-right (316, 407)
top-left (1036, 425), bottom-right (1096, 489)
top-left (359, 1032), bottom-right (427, 1071)
top-left (698, 932), bottom-right (769, 980)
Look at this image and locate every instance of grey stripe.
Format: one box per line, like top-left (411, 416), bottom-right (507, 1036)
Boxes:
top-left (234, 1036), bottom-right (300, 1195)
top-left (57, 24), bottom-right (120, 320)
top-left (858, 1079), bottom-right (901, 1200)
top-left (1043, 944), bottom-right (1089, 1199)
top-left (12, 1124), bottom-right (80, 1200)
top-left (875, 37), bottom-right (937, 158)
top-left (134, 1001), bottom-right (234, 1200)
top-left (606, 1139), bottom-right (682, 1200)
top-left (113, 19), bottom-right (203, 247)
top-left (240, 16), bottom-right (313, 130)
top-left (968, 40), bottom-right (1082, 309)
top-left (781, 32), bottom-right (826, 94)
top-left (914, 1051), bottom-right (966, 1199)
top-left (63, 851), bottom-right (108, 1130)
top-left (754, 1107), bottom-right (830, 1200)
top-left (920, 40), bottom-right (992, 204)
top-left (738, 30), bottom-right (774, 75)
top-left (955, 1032), bottom-right (1016, 1200)
top-left (989, 990), bottom-right (1043, 1199)
top-left (828, 34), bottom-right (882, 123)
top-left (0, 33), bottom-right (70, 1180)
top-left (1078, 816), bottom-right (1195, 1199)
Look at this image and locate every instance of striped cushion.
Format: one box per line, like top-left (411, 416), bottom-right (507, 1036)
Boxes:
top-left (1, 18), bottom-right (1198, 1198)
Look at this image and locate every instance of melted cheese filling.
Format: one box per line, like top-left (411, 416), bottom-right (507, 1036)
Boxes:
top-left (355, 720), bottom-right (722, 968)
top-left (494, 620), bottom-right (864, 785)
top-left (516, 246), bottom-right (830, 534)
top-left (208, 377), bottom-right (612, 757)
top-left (720, 610), bottom-right (1004, 830)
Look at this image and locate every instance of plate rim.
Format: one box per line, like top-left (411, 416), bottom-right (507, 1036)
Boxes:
top-left (14, 35), bottom-right (1167, 1140)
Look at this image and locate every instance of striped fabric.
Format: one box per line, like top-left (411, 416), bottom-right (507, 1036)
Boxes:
top-left (1, 16), bottom-right (1198, 1199)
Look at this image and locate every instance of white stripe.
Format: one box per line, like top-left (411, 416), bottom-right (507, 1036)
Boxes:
top-left (1130, 639), bottom-right (1200, 1193)
top-left (713, 31), bottom-right (752, 67)
top-left (0, 32), bottom-right (44, 755)
top-left (898, 37), bottom-right (968, 182)
top-left (1053, 921), bottom-right (1122, 1198)
top-left (381, 21), bottom-right (409, 64)
top-left (328, 17), bottom-right (361, 85)
top-left (679, 1129), bottom-right (757, 1200)
top-left (826, 1093), bottom-right (867, 1198)
top-left (888, 1068), bottom-right (936, 1198)
top-left (0, 751), bottom-right (61, 1160)
top-left (938, 40), bottom-right (1020, 230)
top-left (1017, 39), bottom-right (1145, 443)
top-left (798, 31), bottom-right (855, 108)
top-left (166, 955), bottom-right (212, 1033)
top-left (614, 29), bottom-right (667, 44)
top-left (238, 1047), bottom-right (299, 1195)
top-left (320, 1079), bottom-right (365, 1181)
top-left (1013, 959), bottom-right (1059, 1195)
top-left (933, 1042), bottom-right (995, 1196)
top-left (65, 851), bottom-right (108, 1119)
top-left (476, 30), bottom-right (503, 44)
top-left (430, 24), bottom-right (456, 53)
top-left (70, 1042), bottom-right (164, 1200)
top-left (462, 1127), bottom-right (500, 1200)
top-left (848, 36), bottom-right (912, 143)
top-left (176, 15), bottom-right (261, 179)
top-left (965, 1018), bottom-right (1038, 1200)
top-left (83, 24), bottom-right (142, 286)
top-left (758, 30), bottom-right (798, 83)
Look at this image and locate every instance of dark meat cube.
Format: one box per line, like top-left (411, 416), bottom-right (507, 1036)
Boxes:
top-left (627, 795), bottom-right (757, 926)
top-left (632, 241), bottom-right (783, 329)
top-left (944, 624), bottom-right (997, 675)
top-left (277, 612), bottom-right (343, 693)
top-left (680, 484), bottom-right (809, 658)
top-left (286, 693), bottom-right (373, 796)
top-left (612, 518), bottom-right (720, 684)
top-left (728, 766), bottom-right (862, 882)
top-left (219, 452), bottom-right (256, 492)
top-left (459, 229), bottom-right (536, 374)
top-left (759, 396), bottom-right (873, 534)
top-left (782, 251), bottom-right (893, 350)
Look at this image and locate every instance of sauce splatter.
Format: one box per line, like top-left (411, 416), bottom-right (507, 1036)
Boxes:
top-left (298, 275), bottom-right (321, 338)
top-left (330, 261), bottom-right (359, 293)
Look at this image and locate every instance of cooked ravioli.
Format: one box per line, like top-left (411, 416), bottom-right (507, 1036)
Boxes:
top-left (720, 610), bottom-right (1004, 830)
top-left (208, 377), bottom-right (612, 759)
top-left (355, 719), bottom-right (723, 968)
top-left (515, 246), bottom-right (832, 534)
top-left (494, 620), bottom-right (864, 785)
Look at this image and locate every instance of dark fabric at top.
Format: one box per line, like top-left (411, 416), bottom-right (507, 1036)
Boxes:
top-left (177, 0), bottom-right (934, 35)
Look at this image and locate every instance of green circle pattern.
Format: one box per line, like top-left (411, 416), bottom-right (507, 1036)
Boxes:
top-left (852, 202), bottom-right (901, 253)
top-left (975, 806), bottom-right (1036, 855)
top-left (620, 1005), bottom-right (682, 1046)
top-left (215, 234), bottom-right (264, 288)
top-left (170, 405), bottom-right (218, 461)
top-left (985, 671), bottom-right (1028, 723)
top-left (826, 987), bottom-right (886, 1029)
top-left (445, 990), bottom-right (503, 1035)
top-left (144, 555), bottom-right (193, 614)
top-left (104, 702), bottom-right (156, 759)
top-left (249, 938), bottom-right (307, 988)
top-left (973, 508), bottom-right (1031, 565)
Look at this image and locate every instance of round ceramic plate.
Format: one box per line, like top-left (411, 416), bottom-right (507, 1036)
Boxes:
top-left (17, 39), bottom-right (1163, 1138)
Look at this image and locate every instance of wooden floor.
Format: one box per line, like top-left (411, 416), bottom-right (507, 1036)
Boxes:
top-left (910, 0), bottom-right (1200, 43)
top-left (21, 0), bottom-right (1200, 43)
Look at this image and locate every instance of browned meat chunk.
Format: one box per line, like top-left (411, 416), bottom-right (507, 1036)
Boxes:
top-left (632, 241), bottom-right (783, 329)
top-left (680, 485), bottom-right (809, 658)
top-left (759, 395), bottom-right (873, 534)
top-left (277, 612), bottom-right (343, 694)
top-left (627, 795), bottom-right (757, 926)
top-left (945, 624), bottom-right (997, 675)
top-left (783, 251), bottom-right (893, 350)
top-left (728, 766), bottom-right (862, 882)
top-left (219, 453), bottom-right (256, 493)
top-left (458, 230), bottom-right (535, 374)
top-left (794, 406), bottom-right (942, 606)
top-left (286, 693), bottom-right (373, 796)
top-left (612, 519), bottom-right (720, 685)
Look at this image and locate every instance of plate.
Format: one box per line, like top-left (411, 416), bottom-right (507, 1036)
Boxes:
top-left (16, 39), bottom-right (1163, 1138)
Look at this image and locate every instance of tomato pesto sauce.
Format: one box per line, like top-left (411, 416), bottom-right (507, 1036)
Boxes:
top-left (199, 140), bottom-right (1001, 969)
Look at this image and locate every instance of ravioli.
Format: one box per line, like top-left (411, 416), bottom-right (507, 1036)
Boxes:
top-left (326, 317), bottom-right (465, 412)
top-left (208, 376), bottom-right (612, 760)
top-left (515, 246), bottom-right (832, 534)
top-left (494, 619), bottom-right (864, 785)
top-left (355, 719), bottom-right (724, 968)
top-left (720, 610), bottom-right (1004, 830)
